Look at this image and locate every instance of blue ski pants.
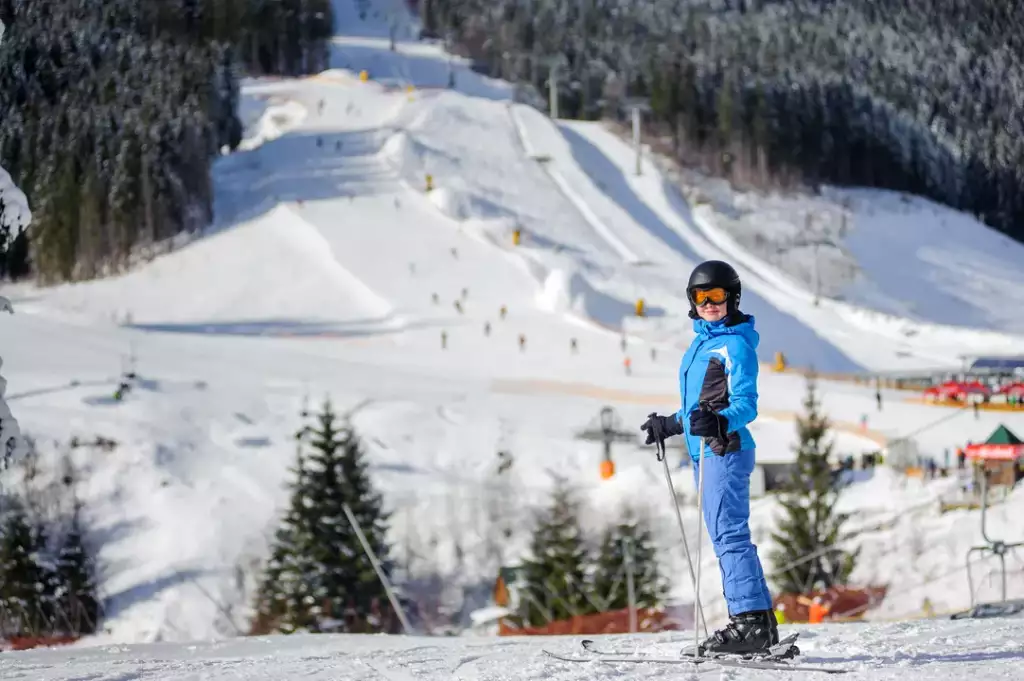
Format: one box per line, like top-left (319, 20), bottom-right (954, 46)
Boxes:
top-left (692, 448), bottom-right (773, 615)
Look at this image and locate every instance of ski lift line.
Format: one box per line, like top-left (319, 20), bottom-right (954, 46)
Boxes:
top-left (887, 402), bottom-right (971, 444)
top-left (342, 503), bottom-right (414, 634)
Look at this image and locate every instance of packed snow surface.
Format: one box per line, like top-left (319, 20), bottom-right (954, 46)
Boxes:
top-left (5, 617), bottom-right (1024, 680)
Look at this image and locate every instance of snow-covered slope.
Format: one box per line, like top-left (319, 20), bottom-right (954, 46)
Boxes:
top-left (3, 0), bottom-right (1024, 646)
top-left (5, 616), bottom-right (1024, 680)
top-left (675, 170), bottom-right (1024, 334)
top-left (517, 114), bottom-right (1024, 371)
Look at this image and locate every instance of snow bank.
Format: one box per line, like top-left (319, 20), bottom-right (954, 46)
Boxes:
top-left (238, 98), bottom-right (307, 152)
top-left (536, 267), bottom-right (640, 331)
top-left (17, 205), bottom-right (396, 329)
top-left (427, 186), bottom-right (510, 222)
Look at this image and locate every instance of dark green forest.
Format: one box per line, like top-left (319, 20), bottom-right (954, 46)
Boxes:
top-left (0, 0), bottom-right (332, 282)
top-left (424, 0), bottom-right (1024, 245)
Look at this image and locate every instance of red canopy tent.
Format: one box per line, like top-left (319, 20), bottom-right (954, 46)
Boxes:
top-left (966, 425), bottom-right (1024, 461)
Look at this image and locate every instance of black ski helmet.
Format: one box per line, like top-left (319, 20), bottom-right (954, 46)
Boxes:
top-left (687, 260), bottom-right (742, 319)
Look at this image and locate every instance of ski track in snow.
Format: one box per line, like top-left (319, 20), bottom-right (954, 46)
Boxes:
top-left (5, 619), bottom-right (1024, 679)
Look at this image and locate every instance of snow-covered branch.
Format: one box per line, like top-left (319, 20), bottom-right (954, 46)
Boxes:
top-left (1, 161), bottom-right (28, 470)
top-left (0, 164), bottom-right (32, 231)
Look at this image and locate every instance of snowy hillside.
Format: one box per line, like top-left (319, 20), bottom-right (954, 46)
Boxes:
top-left (673, 169), bottom-right (1024, 334)
top-left (5, 616), bottom-right (1024, 680)
top-left (3, 0), bottom-right (1024, 647)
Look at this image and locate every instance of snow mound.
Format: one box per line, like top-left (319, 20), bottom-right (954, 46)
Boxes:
top-left (17, 205), bottom-right (396, 331)
top-left (380, 129), bottom-right (420, 170)
top-left (238, 98), bottom-right (307, 152)
top-left (536, 267), bottom-right (640, 330)
top-left (427, 186), bottom-right (508, 222)
top-left (382, 129), bottom-right (512, 223)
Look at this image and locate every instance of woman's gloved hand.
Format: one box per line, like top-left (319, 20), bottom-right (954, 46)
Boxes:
top-left (689, 404), bottom-right (729, 445)
top-left (640, 413), bottom-right (683, 445)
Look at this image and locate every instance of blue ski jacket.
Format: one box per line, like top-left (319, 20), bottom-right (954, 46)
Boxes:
top-left (674, 315), bottom-right (759, 459)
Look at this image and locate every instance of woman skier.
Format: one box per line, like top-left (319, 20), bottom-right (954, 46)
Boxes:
top-left (641, 259), bottom-right (778, 656)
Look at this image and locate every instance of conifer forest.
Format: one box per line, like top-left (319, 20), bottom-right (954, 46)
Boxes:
top-left (425, 0), bottom-right (1024, 246)
top-left (3, 1), bottom-right (1024, 281)
top-left (0, 0), bottom-right (333, 282)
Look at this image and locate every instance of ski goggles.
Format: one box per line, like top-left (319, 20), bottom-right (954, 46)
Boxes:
top-left (690, 287), bottom-right (729, 306)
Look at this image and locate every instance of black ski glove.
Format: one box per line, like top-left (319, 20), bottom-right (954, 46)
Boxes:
top-left (640, 413), bottom-right (683, 445)
top-left (689, 404), bottom-right (729, 444)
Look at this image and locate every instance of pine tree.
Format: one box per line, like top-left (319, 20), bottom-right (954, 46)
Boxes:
top-left (768, 377), bottom-right (857, 595)
top-left (591, 507), bottom-right (667, 612)
top-left (0, 496), bottom-right (52, 635)
top-left (517, 480), bottom-right (595, 626)
top-left (51, 502), bottom-right (101, 635)
top-left (252, 399), bottom-right (396, 634)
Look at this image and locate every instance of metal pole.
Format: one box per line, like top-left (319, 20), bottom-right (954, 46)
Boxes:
top-left (657, 443), bottom-right (708, 637)
top-left (980, 470), bottom-right (992, 543)
top-left (549, 63), bottom-right (559, 119)
top-left (632, 106), bottom-right (642, 176)
top-left (342, 503), bottom-right (413, 634)
top-left (623, 536), bottom-right (637, 633)
top-left (694, 438), bottom-right (707, 657)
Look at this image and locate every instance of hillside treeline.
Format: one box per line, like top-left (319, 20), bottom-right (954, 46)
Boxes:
top-left (0, 0), bottom-right (333, 281)
top-left (424, 0), bottom-right (1024, 244)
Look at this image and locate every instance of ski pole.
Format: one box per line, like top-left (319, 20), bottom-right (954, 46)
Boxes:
top-left (694, 437), bottom-right (707, 658)
top-left (649, 413), bottom-right (708, 639)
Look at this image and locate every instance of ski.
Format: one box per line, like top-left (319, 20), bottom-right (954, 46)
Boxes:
top-left (569, 633), bottom-right (849, 674)
top-left (543, 649), bottom-right (719, 672)
top-left (545, 648), bottom-right (850, 674)
top-left (581, 632), bottom-right (799, 660)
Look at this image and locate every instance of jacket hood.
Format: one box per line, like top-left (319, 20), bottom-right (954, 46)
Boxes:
top-left (692, 314), bottom-right (760, 349)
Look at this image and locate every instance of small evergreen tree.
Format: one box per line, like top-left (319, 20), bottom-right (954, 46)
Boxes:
top-left (591, 507), bottom-right (667, 612)
top-left (769, 377), bottom-right (858, 594)
top-left (51, 502), bottom-right (101, 635)
top-left (252, 399), bottom-right (395, 634)
top-left (0, 496), bottom-right (52, 635)
top-left (517, 480), bottom-right (595, 626)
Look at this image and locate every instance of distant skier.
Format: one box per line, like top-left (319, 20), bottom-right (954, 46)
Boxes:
top-left (641, 260), bottom-right (778, 655)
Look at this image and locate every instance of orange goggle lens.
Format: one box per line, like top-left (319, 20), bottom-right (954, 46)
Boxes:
top-left (691, 287), bottom-right (729, 306)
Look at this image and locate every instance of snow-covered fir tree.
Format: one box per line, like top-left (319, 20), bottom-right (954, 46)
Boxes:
top-left (253, 399), bottom-right (397, 634)
top-left (0, 495), bottom-right (51, 635)
top-left (590, 507), bottom-right (667, 612)
top-left (516, 480), bottom-right (596, 627)
top-left (769, 377), bottom-right (858, 594)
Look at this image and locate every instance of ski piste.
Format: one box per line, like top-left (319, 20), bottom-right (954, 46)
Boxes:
top-left (543, 632), bottom-right (851, 674)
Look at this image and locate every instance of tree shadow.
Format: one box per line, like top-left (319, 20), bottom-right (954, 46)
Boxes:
top-left (101, 568), bottom-right (210, 621)
top-left (122, 315), bottom-right (440, 339)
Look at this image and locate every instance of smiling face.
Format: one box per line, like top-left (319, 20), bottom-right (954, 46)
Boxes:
top-left (697, 300), bottom-right (728, 322)
top-left (690, 287), bottom-right (730, 322)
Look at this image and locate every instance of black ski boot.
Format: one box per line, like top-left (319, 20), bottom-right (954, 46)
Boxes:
top-left (697, 610), bottom-right (779, 657)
